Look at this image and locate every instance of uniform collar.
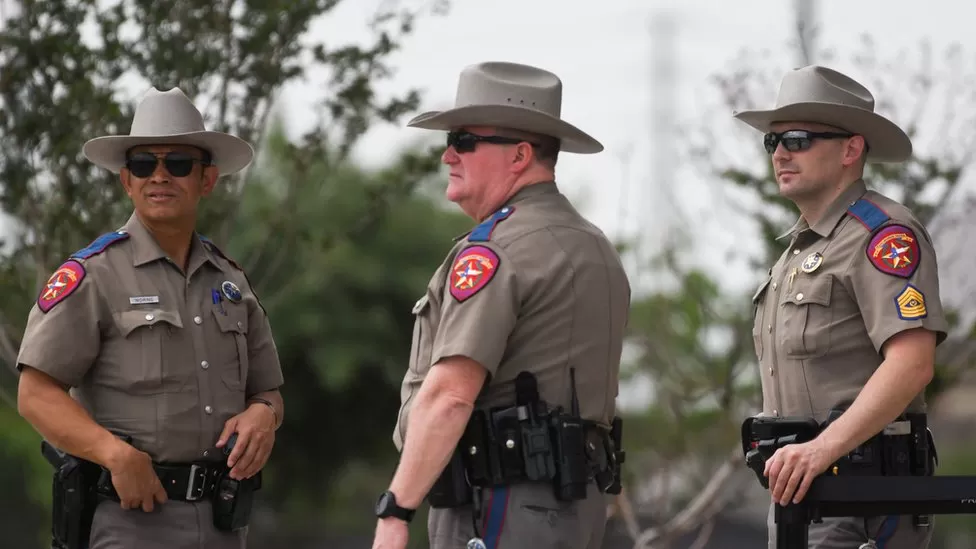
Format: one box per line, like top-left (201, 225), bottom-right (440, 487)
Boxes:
top-left (124, 212), bottom-right (220, 273)
top-left (777, 179), bottom-right (869, 240)
top-left (453, 181), bottom-right (560, 242)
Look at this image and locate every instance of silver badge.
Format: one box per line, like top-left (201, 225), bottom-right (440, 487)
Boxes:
top-left (221, 280), bottom-right (242, 303)
top-left (801, 251), bottom-right (823, 273)
top-left (467, 538), bottom-right (487, 549)
top-left (858, 542), bottom-right (877, 549)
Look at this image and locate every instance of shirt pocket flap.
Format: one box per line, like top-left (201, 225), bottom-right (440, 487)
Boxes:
top-left (783, 275), bottom-right (833, 306)
top-left (212, 306), bottom-right (248, 335)
top-left (115, 309), bottom-right (183, 337)
top-left (752, 277), bottom-right (771, 303)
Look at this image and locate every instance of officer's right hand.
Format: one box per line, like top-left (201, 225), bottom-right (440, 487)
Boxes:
top-left (106, 441), bottom-right (168, 512)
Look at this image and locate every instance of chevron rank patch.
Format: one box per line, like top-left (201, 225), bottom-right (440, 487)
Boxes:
top-left (38, 260), bottom-right (86, 313)
top-left (894, 283), bottom-right (927, 320)
top-left (867, 225), bottom-right (920, 278)
top-left (450, 245), bottom-right (500, 303)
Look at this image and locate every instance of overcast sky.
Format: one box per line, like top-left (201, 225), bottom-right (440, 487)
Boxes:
top-left (271, 0), bottom-right (976, 303)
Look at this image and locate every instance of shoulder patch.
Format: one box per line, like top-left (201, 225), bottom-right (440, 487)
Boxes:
top-left (449, 245), bottom-right (501, 303)
top-left (895, 283), bottom-right (927, 320)
top-left (199, 235), bottom-right (244, 271)
top-left (37, 260), bottom-right (86, 313)
top-left (847, 199), bottom-right (890, 232)
top-left (469, 206), bottom-right (515, 242)
top-left (866, 224), bottom-right (920, 278)
top-left (70, 231), bottom-right (130, 260)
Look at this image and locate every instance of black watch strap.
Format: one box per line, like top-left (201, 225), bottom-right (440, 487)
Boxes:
top-left (375, 490), bottom-right (416, 522)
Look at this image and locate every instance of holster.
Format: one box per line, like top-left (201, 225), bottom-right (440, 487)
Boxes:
top-left (211, 470), bottom-right (262, 532)
top-left (42, 440), bottom-right (103, 549)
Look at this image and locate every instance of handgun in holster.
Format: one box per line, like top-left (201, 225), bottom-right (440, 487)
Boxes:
top-left (211, 433), bottom-right (262, 532)
top-left (42, 440), bottom-right (103, 549)
top-left (741, 415), bottom-right (821, 489)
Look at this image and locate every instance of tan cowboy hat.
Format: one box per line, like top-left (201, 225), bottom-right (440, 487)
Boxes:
top-left (83, 87), bottom-right (254, 174)
top-left (406, 61), bottom-right (603, 154)
top-left (733, 65), bottom-right (911, 162)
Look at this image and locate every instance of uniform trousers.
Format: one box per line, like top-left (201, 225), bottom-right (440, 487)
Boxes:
top-left (767, 503), bottom-right (933, 549)
top-left (89, 497), bottom-right (246, 549)
top-left (429, 481), bottom-right (608, 549)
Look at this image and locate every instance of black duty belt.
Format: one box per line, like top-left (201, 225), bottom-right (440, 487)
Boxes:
top-left (99, 462), bottom-right (226, 503)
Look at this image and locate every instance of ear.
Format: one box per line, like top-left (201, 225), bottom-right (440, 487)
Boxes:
top-left (119, 170), bottom-right (135, 198)
top-left (841, 135), bottom-right (867, 167)
top-left (509, 142), bottom-right (534, 174)
top-left (200, 165), bottom-right (220, 196)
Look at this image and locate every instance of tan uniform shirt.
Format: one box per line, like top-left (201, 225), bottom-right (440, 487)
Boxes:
top-left (752, 179), bottom-right (948, 423)
top-left (393, 182), bottom-right (632, 451)
top-left (17, 212), bottom-right (284, 464)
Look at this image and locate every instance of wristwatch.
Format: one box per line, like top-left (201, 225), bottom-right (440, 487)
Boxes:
top-left (374, 490), bottom-right (416, 523)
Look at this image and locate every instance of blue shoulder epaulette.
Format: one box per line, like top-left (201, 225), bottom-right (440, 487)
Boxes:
top-left (70, 230), bottom-right (130, 260)
top-left (469, 206), bottom-right (515, 242)
top-left (847, 199), bottom-right (890, 232)
top-left (199, 235), bottom-right (243, 271)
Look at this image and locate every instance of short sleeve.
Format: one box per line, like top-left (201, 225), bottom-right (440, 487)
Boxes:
top-left (430, 243), bottom-right (519, 377)
top-left (17, 260), bottom-right (103, 387)
top-left (242, 282), bottom-right (284, 396)
top-left (849, 222), bottom-right (949, 352)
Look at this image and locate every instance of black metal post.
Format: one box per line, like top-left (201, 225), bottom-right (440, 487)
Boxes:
top-left (775, 500), bottom-right (809, 549)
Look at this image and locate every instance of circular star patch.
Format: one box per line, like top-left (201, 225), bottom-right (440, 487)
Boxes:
top-left (866, 224), bottom-right (920, 278)
top-left (37, 260), bottom-right (86, 313)
top-left (449, 245), bottom-right (500, 303)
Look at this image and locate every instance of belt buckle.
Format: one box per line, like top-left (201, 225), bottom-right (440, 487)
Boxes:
top-left (185, 464), bottom-right (207, 501)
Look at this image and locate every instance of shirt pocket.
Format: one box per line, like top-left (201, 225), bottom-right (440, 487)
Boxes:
top-left (110, 308), bottom-right (184, 393)
top-left (780, 275), bottom-right (834, 359)
top-left (211, 305), bottom-right (249, 392)
top-left (752, 277), bottom-right (771, 360)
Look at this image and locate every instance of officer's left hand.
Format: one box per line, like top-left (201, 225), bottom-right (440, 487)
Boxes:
top-left (216, 403), bottom-right (276, 480)
top-left (371, 517), bottom-right (409, 549)
top-left (764, 436), bottom-right (836, 506)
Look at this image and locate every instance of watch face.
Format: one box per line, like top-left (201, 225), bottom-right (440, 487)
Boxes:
top-left (375, 491), bottom-right (392, 515)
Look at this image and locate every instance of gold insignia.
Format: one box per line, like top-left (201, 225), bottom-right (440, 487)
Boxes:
top-left (895, 284), bottom-right (926, 320)
top-left (801, 252), bottom-right (823, 273)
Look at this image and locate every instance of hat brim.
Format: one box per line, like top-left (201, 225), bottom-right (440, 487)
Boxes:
top-left (733, 102), bottom-right (912, 163)
top-left (82, 131), bottom-right (254, 175)
top-left (406, 104), bottom-right (603, 154)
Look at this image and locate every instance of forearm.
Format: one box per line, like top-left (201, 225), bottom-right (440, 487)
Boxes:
top-left (388, 386), bottom-right (473, 509)
top-left (247, 389), bottom-right (283, 429)
top-left (17, 369), bottom-right (126, 469)
top-left (818, 356), bottom-right (932, 461)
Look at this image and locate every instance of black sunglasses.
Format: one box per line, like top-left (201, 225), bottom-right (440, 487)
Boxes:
top-left (446, 131), bottom-right (537, 153)
top-left (763, 130), bottom-right (854, 154)
top-left (124, 152), bottom-right (210, 178)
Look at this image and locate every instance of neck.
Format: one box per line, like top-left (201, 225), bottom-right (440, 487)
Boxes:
top-left (796, 174), bottom-right (859, 227)
top-left (476, 170), bottom-right (554, 221)
top-left (139, 213), bottom-right (196, 271)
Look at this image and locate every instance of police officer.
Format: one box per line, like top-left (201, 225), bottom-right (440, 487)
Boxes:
top-left (735, 65), bottom-right (949, 548)
top-left (15, 87), bottom-right (285, 549)
top-left (369, 62), bottom-right (631, 549)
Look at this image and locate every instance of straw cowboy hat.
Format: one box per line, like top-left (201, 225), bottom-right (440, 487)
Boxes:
top-left (83, 87), bottom-right (254, 174)
top-left (407, 61), bottom-right (603, 154)
top-left (733, 65), bottom-right (912, 162)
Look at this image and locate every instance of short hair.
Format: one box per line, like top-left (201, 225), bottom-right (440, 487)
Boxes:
top-left (494, 128), bottom-right (560, 169)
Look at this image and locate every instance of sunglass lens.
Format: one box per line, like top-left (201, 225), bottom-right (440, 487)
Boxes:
top-left (447, 132), bottom-right (477, 153)
top-left (164, 154), bottom-right (195, 177)
top-left (127, 153), bottom-right (158, 178)
top-left (782, 137), bottom-right (812, 152)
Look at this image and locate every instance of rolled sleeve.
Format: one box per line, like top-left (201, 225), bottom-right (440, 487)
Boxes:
top-left (848, 221), bottom-right (948, 352)
top-left (17, 264), bottom-right (103, 387)
top-left (244, 293), bottom-right (284, 396)
top-left (430, 242), bottom-right (519, 377)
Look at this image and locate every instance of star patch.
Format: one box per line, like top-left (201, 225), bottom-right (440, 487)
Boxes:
top-left (449, 245), bottom-right (500, 302)
top-left (866, 224), bottom-right (920, 278)
top-left (37, 260), bottom-right (86, 313)
top-left (894, 283), bottom-right (927, 320)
